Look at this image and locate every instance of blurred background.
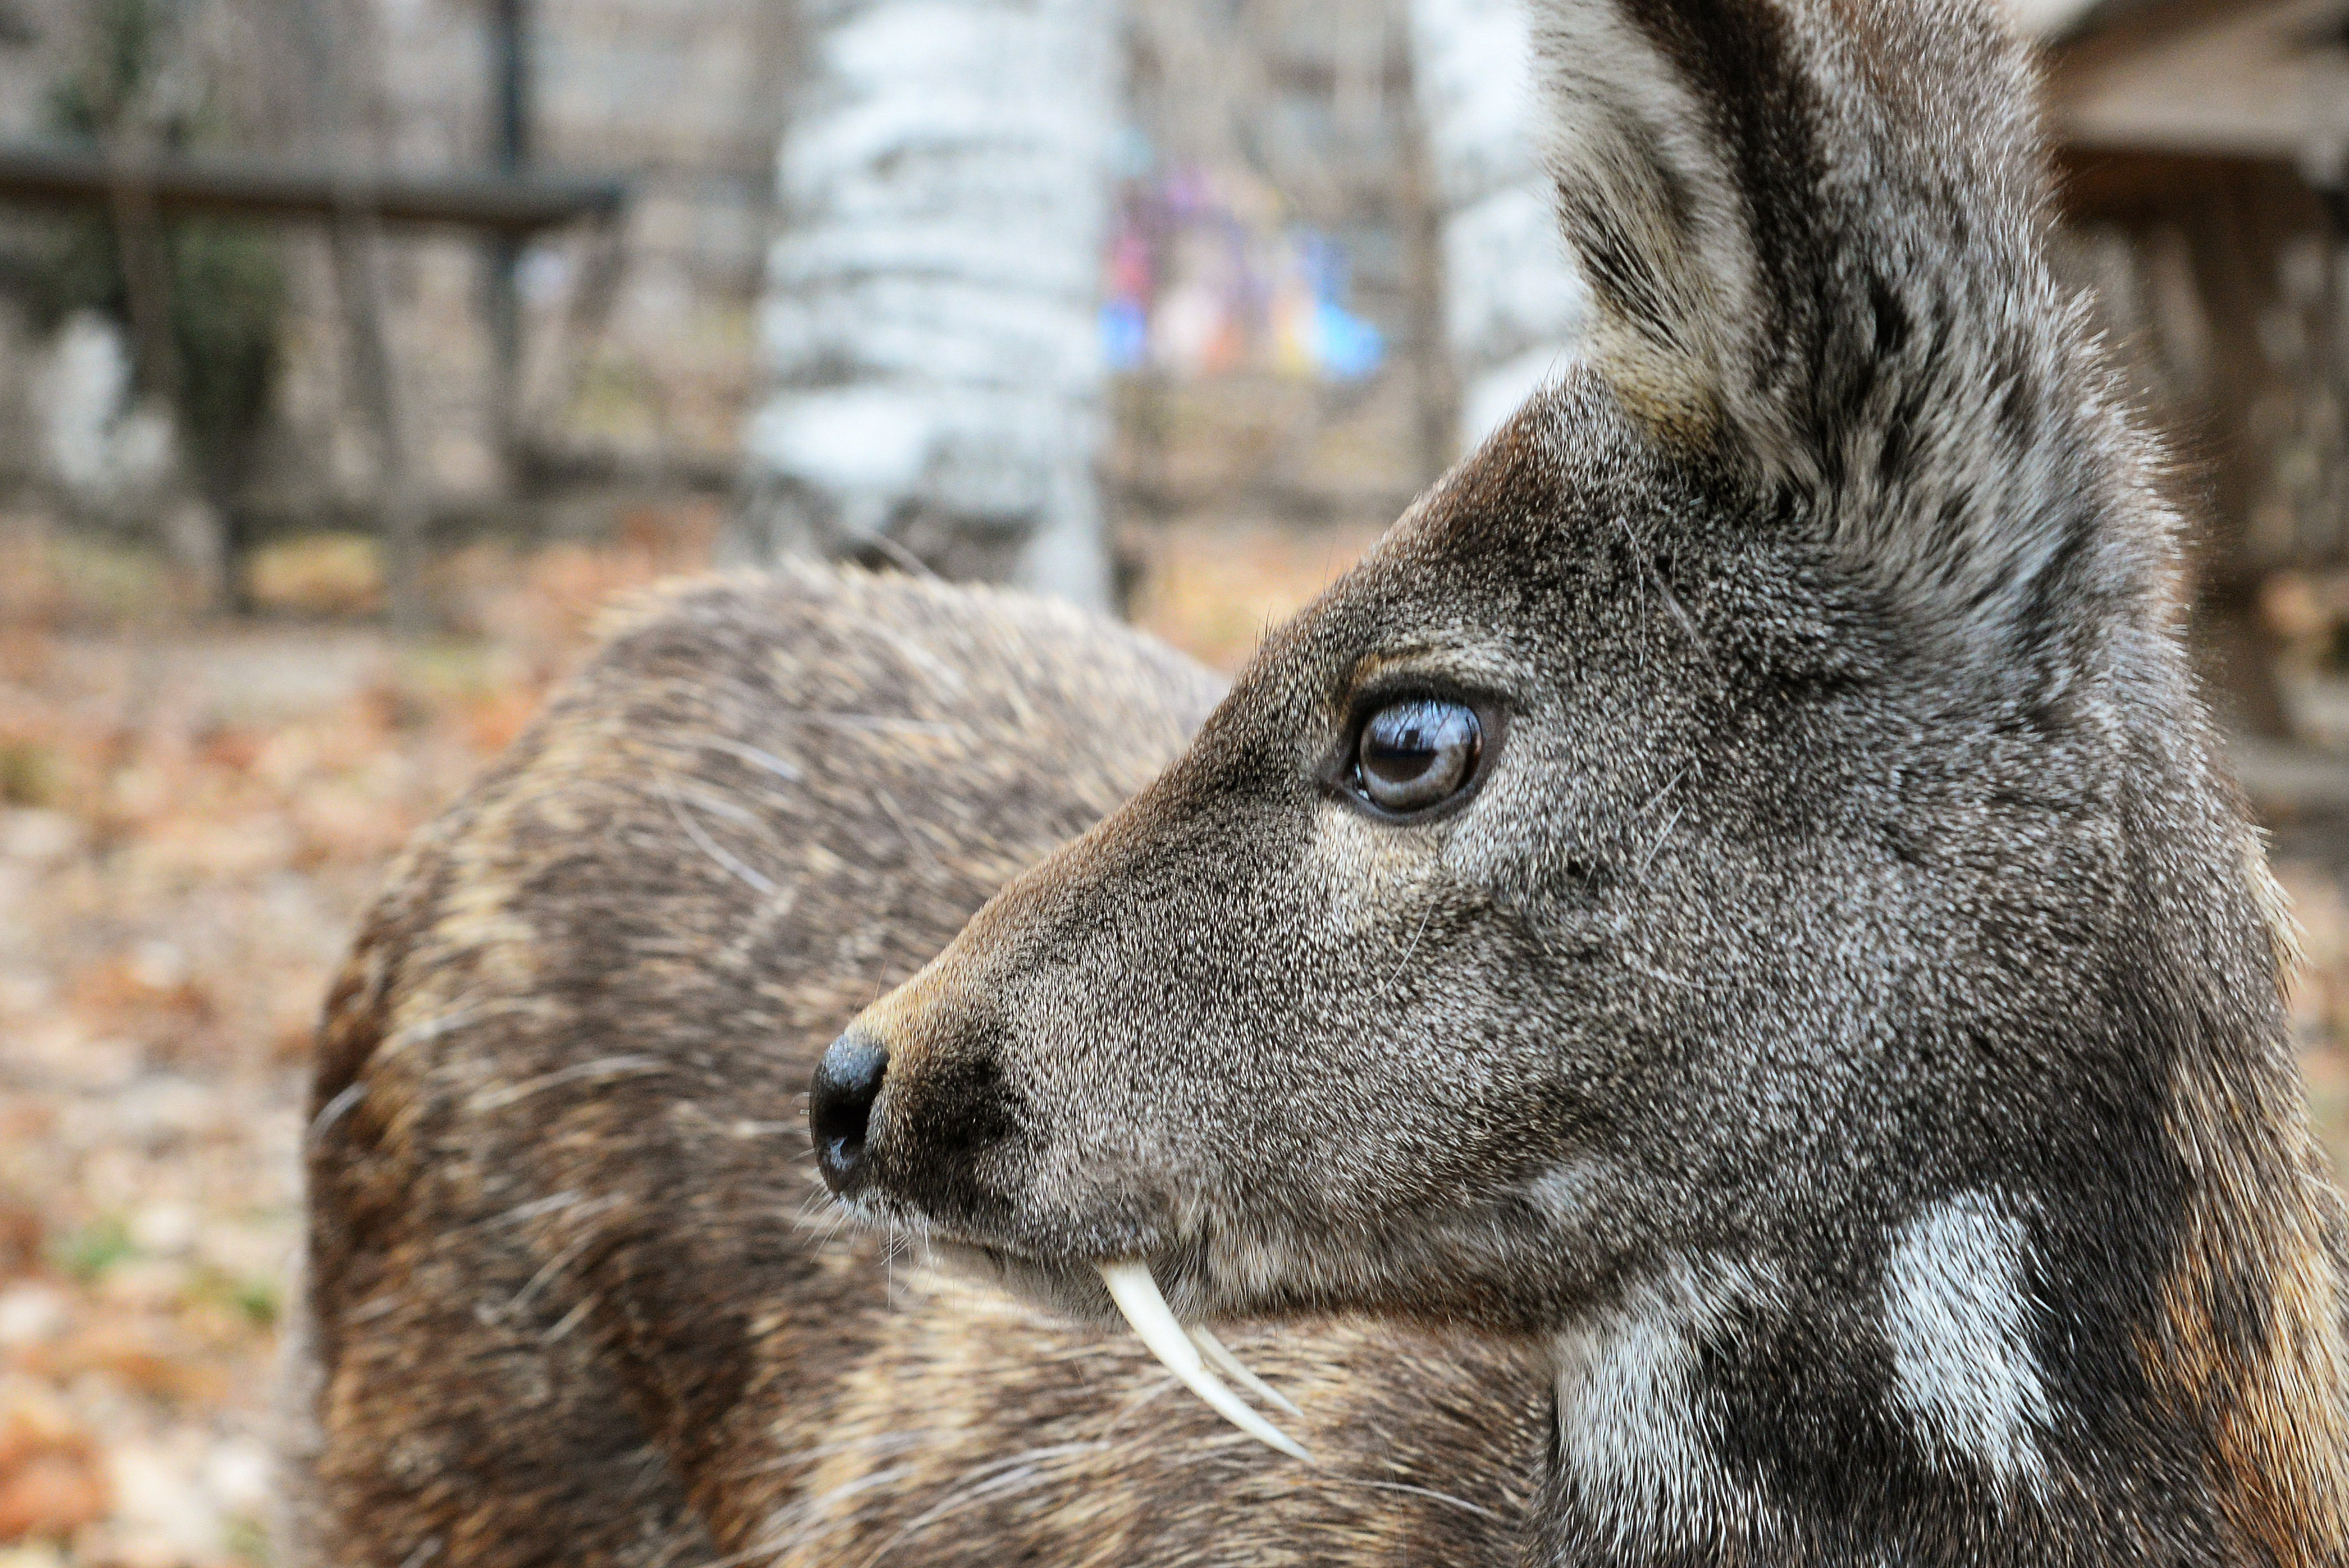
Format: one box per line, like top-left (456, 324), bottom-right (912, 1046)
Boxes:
top-left (0, 0), bottom-right (2346, 1560)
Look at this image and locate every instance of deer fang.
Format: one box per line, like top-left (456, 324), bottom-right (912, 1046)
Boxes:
top-left (1096, 1261), bottom-right (1311, 1460)
top-left (1190, 1323), bottom-right (1305, 1418)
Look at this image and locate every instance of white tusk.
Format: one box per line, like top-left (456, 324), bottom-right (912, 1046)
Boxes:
top-left (1189, 1324), bottom-right (1304, 1419)
top-left (1097, 1261), bottom-right (1311, 1461)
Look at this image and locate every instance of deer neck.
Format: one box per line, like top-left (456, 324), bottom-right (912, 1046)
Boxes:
top-left (1524, 1132), bottom-right (2349, 1565)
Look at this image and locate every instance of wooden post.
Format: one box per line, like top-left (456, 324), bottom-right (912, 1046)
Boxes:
top-left (2178, 179), bottom-right (2299, 740)
top-left (105, 138), bottom-right (234, 610)
top-left (328, 214), bottom-right (428, 636)
top-left (298, 0), bottom-right (423, 636)
top-left (516, 211), bottom-right (626, 448)
top-left (1392, 9), bottom-right (1456, 490)
top-left (487, 0), bottom-right (531, 462)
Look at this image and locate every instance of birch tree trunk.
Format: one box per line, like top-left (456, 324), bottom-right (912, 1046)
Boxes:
top-left (1405, 0), bottom-right (1586, 453)
top-left (739, 0), bottom-right (1120, 610)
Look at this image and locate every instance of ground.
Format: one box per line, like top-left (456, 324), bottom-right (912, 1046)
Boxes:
top-left (0, 506), bottom-right (2343, 1567)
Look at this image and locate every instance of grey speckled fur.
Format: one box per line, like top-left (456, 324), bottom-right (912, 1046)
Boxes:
top-left (289, 0), bottom-right (2349, 1563)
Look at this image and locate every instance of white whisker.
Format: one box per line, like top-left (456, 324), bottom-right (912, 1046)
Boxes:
top-left (845, 1443), bottom-right (1105, 1568)
top-left (1339, 1476), bottom-right (1503, 1521)
top-left (661, 770), bottom-right (781, 896)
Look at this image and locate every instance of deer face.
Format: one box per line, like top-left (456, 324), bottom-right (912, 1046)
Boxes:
top-left (822, 387), bottom-right (1777, 1336)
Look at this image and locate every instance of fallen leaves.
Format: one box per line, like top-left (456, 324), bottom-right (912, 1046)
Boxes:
top-left (0, 1383), bottom-right (108, 1544)
top-left (0, 515), bottom-right (712, 1565)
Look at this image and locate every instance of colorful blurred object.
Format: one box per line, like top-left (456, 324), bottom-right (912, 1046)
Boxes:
top-left (1101, 155), bottom-right (1385, 384)
top-left (1271, 234), bottom-right (1384, 382)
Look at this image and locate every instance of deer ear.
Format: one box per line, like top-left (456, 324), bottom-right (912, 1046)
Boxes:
top-left (1530, 0), bottom-right (2049, 488)
top-left (1532, 0), bottom-right (1776, 455)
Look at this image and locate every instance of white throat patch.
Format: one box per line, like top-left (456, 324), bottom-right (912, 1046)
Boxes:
top-left (1880, 1192), bottom-right (2056, 1488)
top-left (1552, 1259), bottom-right (1773, 1546)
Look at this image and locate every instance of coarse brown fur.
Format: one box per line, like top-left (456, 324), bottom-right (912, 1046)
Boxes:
top-left (289, 0), bottom-right (2349, 1562)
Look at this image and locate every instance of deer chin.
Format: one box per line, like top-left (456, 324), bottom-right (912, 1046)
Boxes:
top-left (923, 1235), bottom-right (1103, 1316)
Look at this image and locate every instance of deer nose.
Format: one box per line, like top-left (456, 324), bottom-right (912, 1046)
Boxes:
top-left (811, 1031), bottom-right (889, 1192)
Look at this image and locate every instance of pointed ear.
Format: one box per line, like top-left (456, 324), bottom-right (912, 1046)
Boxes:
top-left (1531, 0), bottom-right (2056, 488)
top-left (1531, 0), bottom-right (1775, 453)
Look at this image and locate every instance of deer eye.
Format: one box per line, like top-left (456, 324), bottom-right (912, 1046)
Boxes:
top-left (1352, 697), bottom-right (1483, 816)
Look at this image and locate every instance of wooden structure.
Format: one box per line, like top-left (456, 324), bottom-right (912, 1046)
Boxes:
top-left (0, 142), bottom-right (626, 625)
top-left (0, 145), bottom-right (624, 234)
top-left (2044, 0), bottom-right (2349, 736)
top-left (0, 127), bottom-right (624, 625)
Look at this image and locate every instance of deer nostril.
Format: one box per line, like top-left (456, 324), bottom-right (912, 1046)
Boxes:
top-left (811, 1031), bottom-right (889, 1192)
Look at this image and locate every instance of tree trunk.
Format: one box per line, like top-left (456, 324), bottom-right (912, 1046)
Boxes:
top-left (738, 0), bottom-right (1120, 610)
top-left (1403, 0), bottom-right (1586, 457)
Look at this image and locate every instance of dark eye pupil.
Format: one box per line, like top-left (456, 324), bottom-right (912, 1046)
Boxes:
top-left (1355, 699), bottom-right (1481, 814)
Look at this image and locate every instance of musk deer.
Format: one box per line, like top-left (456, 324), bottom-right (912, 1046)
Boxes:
top-left (286, 0), bottom-right (2349, 1562)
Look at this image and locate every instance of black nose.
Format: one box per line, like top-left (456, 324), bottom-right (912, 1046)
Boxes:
top-left (811, 1031), bottom-right (889, 1192)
